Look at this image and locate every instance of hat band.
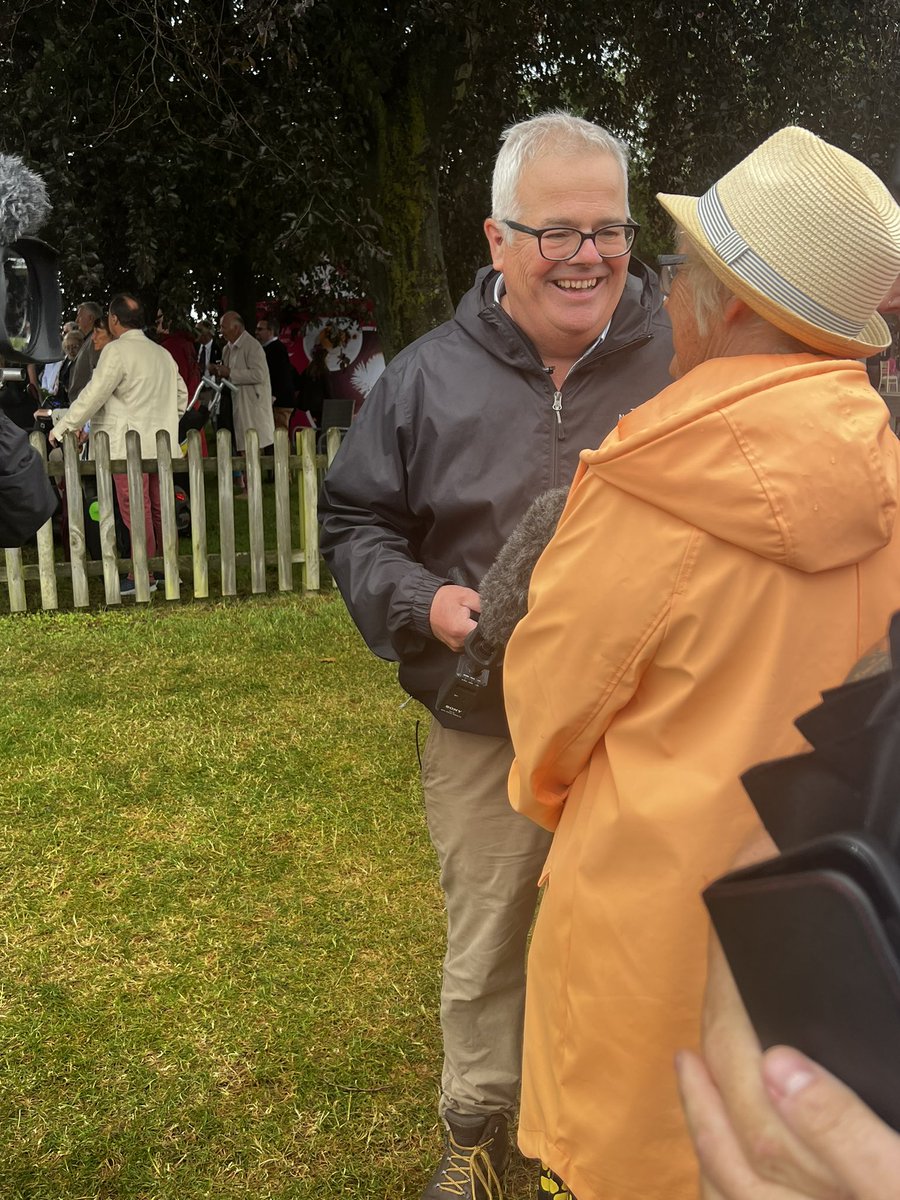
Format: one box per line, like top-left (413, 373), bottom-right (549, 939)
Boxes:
top-left (696, 185), bottom-right (865, 340)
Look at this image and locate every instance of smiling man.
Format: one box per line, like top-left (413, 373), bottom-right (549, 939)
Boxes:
top-left (318, 111), bottom-right (672, 1200)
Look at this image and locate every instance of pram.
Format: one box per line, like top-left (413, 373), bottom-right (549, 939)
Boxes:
top-left (178, 373), bottom-right (237, 449)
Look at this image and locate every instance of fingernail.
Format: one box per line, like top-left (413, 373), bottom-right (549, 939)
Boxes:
top-left (763, 1047), bottom-right (817, 1101)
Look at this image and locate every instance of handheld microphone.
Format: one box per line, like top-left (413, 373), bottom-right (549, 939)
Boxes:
top-left (0, 153), bottom-right (62, 366)
top-left (436, 488), bottom-right (569, 720)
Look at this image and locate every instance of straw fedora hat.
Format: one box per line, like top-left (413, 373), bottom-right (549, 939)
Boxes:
top-left (657, 126), bottom-right (900, 357)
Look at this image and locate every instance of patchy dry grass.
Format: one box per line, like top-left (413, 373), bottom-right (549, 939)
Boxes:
top-left (0, 594), bottom-right (537, 1198)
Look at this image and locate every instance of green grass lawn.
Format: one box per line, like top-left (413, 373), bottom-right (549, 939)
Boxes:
top-left (0, 594), bottom-right (537, 1198)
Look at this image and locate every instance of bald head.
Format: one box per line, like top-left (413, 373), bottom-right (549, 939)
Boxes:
top-left (108, 292), bottom-right (144, 338)
top-left (220, 311), bottom-right (244, 344)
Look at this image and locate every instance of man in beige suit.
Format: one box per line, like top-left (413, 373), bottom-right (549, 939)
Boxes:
top-left (213, 311), bottom-right (275, 454)
top-left (50, 293), bottom-right (188, 593)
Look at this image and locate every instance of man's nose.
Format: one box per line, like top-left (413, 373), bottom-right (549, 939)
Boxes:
top-left (570, 234), bottom-right (605, 265)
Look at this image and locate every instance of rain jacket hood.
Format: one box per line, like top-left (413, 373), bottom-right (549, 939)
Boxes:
top-left (583, 353), bottom-right (898, 572)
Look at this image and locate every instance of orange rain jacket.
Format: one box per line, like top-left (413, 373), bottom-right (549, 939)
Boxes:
top-left (504, 353), bottom-right (900, 1200)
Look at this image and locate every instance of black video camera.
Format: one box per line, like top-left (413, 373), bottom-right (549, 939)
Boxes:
top-left (1, 239), bottom-right (62, 368)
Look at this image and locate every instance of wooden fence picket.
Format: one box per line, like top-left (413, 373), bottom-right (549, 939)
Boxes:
top-left (216, 428), bottom-right (237, 596)
top-left (1, 425), bottom-right (344, 614)
top-left (31, 434), bottom-right (59, 611)
top-left (274, 428), bottom-right (292, 591)
top-left (326, 426), bottom-right (342, 466)
top-left (245, 428), bottom-right (266, 594)
top-left (62, 433), bottom-right (90, 608)
top-left (299, 428), bottom-right (319, 592)
top-left (187, 431), bottom-right (209, 599)
top-left (156, 429), bottom-right (180, 600)
top-left (93, 433), bottom-right (122, 604)
top-left (124, 430), bottom-right (151, 601)
top-left (5, 548), bottom-right (25, 613)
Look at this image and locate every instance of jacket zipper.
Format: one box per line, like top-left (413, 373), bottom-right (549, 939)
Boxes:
top-left (554, 331), bottom-right (653, 431)
top-left (552, 390), bottom-right (565, 438)
top-left (489, 298), bottom-right (654, 485)
top-left (548, 334), bottom-right (653, 485)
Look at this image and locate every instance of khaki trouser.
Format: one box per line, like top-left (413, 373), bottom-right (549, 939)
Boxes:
top-left (422, 719), bottom-right (552, 1120)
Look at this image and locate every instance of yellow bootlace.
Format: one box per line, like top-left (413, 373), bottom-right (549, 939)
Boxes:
top-left (434, 1129), bottom-right (503, 1198)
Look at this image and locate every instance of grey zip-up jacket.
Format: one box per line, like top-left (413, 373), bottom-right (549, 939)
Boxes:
top-left (319, 262), bottom-right (673, 735)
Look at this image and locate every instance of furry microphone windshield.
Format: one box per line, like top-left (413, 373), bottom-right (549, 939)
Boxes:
top-left (475, 487), bottom-right (569, 653)
top-left (0, 154), bottom-right (51, 246)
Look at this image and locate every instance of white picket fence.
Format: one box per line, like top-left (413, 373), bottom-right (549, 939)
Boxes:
top-left (1, 425), bottom-right (343, 613)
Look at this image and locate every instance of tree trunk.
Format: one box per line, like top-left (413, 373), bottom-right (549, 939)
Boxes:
top-left (225, 252), bottom-right (256, 329)
top-left (366, 80), bottom-right (454, 362)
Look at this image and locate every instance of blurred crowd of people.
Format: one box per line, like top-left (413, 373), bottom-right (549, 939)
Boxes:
top-left (0, 297), bottom-right (335, 594)
top-left (0, 301), bottom-right (332, 450)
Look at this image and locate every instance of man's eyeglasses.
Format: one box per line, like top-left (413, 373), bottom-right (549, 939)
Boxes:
top-left (503, 219), bottom-right (639, 262)
top-left (658, 254), bottom-right (687, 297)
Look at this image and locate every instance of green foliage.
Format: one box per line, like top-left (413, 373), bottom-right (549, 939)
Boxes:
top-left (1, 1), bottom-right (897, 350)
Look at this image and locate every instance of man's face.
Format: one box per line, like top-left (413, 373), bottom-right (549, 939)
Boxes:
top-left (75, 306), bottom-right (94, 335)
top-left (220, 318), bottom-right (241, 344)
top-left (483, 151), bottom-right (631, 360)
top-left (198, 329), bottom-right (212, 345)
top-left (256, 321), bottom-right (270, 343)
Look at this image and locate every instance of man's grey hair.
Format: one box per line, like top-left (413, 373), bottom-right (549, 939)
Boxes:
top-left (678, 237), bottom-right (735, 335)
top-left (77, 300), bottom-right (102, 322)
top-left (676, 229), bottom-right (812, 350)
top-left (491, 111), bottom-right (631, 233)
top-left (262, 315), bottom-right (280, 336)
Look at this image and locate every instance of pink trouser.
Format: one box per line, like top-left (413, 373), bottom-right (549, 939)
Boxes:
top-left (113, 473), bottom-right (162, 565)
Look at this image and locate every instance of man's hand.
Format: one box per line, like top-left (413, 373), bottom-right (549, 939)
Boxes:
top-left (677, 907), bottom-right (848, 1200)
top-left (48, 428), bottom-right (86, 449)
top-left (693, 824), bottom-right (847, 1200)
top-left (677, 1042), bottom-right (900, 1200)
top-left (429, 584), bottom-right (481, 651)
top-left (762, 1047), bottom-right (900, 1199)
top-left (211, 363), bottom-right (230, 380)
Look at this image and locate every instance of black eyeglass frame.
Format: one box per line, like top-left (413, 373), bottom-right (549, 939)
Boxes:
top-left (503, 218), bottom-right (640, 261)
top-left (658, 254), bottom-right (687, 298)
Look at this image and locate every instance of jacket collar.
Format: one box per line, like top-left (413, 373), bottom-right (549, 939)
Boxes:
top-left (457, 260), bottom-right (663, 375)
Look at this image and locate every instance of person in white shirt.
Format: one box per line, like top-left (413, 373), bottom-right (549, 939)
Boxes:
top-left (50, 293), bottom-right (188, 592)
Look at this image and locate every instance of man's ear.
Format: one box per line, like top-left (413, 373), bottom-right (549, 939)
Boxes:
top-left (722, 295), bottom-right (750, 326)
top-left (878, 272), bottom-right (900, 314)
top-left (483, 219), bottom-right (506, 271)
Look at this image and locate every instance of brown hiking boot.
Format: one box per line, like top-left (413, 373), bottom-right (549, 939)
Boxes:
top-left (421, 1112), bottom-right (509, 1199)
